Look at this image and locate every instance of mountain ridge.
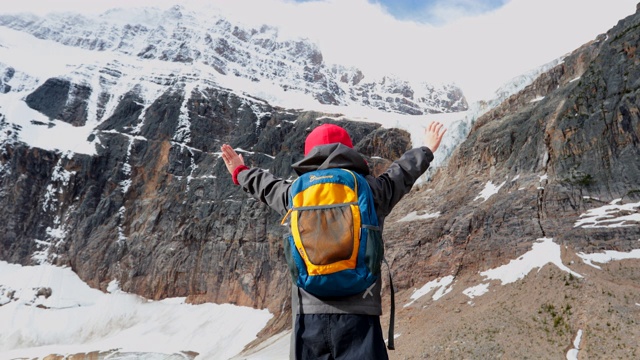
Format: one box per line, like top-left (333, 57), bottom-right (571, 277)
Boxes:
top-left (0, 4), bottom-right (467, 118)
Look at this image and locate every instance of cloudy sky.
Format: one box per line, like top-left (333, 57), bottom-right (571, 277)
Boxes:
top-left (2, 0), bottom-right (638, 102)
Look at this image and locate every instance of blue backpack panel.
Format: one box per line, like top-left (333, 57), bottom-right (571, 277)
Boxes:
top-left (282, 168), bottom-right (383, 297)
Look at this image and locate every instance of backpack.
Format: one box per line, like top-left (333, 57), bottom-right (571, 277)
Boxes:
top-left (281, 167), bottom-right (397, 350)
top-left (281, 168), bottom-right (383, 297)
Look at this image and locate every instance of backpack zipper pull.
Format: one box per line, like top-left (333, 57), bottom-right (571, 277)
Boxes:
top-left (281, 208), bottom-right (293, 225)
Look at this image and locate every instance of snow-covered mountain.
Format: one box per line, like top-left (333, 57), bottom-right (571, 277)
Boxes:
top-left (0, 4), bottom-right (467, 121)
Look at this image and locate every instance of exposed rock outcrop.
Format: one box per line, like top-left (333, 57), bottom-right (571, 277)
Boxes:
top-left (0, 83), bottom-right (411, 325)
top-left (380, 2), bottom-right (640, 335)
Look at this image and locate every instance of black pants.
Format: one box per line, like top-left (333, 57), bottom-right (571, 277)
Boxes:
top-left (294, 313), bottom-right (389, 360)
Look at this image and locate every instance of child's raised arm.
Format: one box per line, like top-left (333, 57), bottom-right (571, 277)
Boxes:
top-left (424, 121), bottom-right (447, 153)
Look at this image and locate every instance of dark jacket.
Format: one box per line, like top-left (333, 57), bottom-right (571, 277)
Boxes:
top-left (237, 143), bottom-right (434, 314)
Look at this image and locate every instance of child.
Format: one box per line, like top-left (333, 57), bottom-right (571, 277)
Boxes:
top-left (221, 121), bottom-right (446, 359)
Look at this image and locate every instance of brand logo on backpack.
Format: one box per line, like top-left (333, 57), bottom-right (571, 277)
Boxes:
top-left (308, 174), bottom-right (334, 182)
top-left (281, 168), bottom-right (383, 297)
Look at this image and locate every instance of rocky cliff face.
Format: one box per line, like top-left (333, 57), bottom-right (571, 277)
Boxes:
top-left (0, 80), bottom-right (415, 336)
top-left (377, 7), bottom-right (640, 359)
top-left (1, 4), bottom-right (441, 338)
top-left (384, 10), bottom-right (640, 286)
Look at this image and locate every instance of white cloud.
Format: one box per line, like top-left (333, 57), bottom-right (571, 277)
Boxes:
top-left (0, 0), bottom-right (177, 15)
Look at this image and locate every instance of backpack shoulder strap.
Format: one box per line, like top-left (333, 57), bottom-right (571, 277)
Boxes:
top-left (384, 258), bottom-right (396, 350)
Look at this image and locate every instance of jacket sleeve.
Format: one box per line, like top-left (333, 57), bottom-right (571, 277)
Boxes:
top-left (236, 167), bottom-right (291, 216)
top-left (368, 146), bottom-right (434, 218)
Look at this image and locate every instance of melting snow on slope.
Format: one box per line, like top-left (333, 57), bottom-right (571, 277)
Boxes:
top-left (573, 199), bottom-right (640, 267)
top-left (566, 329), bottom-right (583, 360)
top-left (397, 211), bottom-right (440, 222)
top-left (474, 180), bottom-right (506, 202)
top-left (404, 275), bottom-right (455, 307)
top-left (574, 199), bottom-right (640, 228)
top-left (480, 238), bottom-right (582, 285)
top-left (0, 261), bottom-right (272, 360)
top-left (462, 283), bottom-right (490, 299)
top-left (406, 238), bottom-right (586, 306)
top-left (459, 238), bottom-right (584, 301)
top-left (577, 248), bottom-right (640, 269)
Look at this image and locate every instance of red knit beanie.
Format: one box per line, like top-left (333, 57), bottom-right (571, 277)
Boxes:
top-left (304, 124), bottom-right (353, 155)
